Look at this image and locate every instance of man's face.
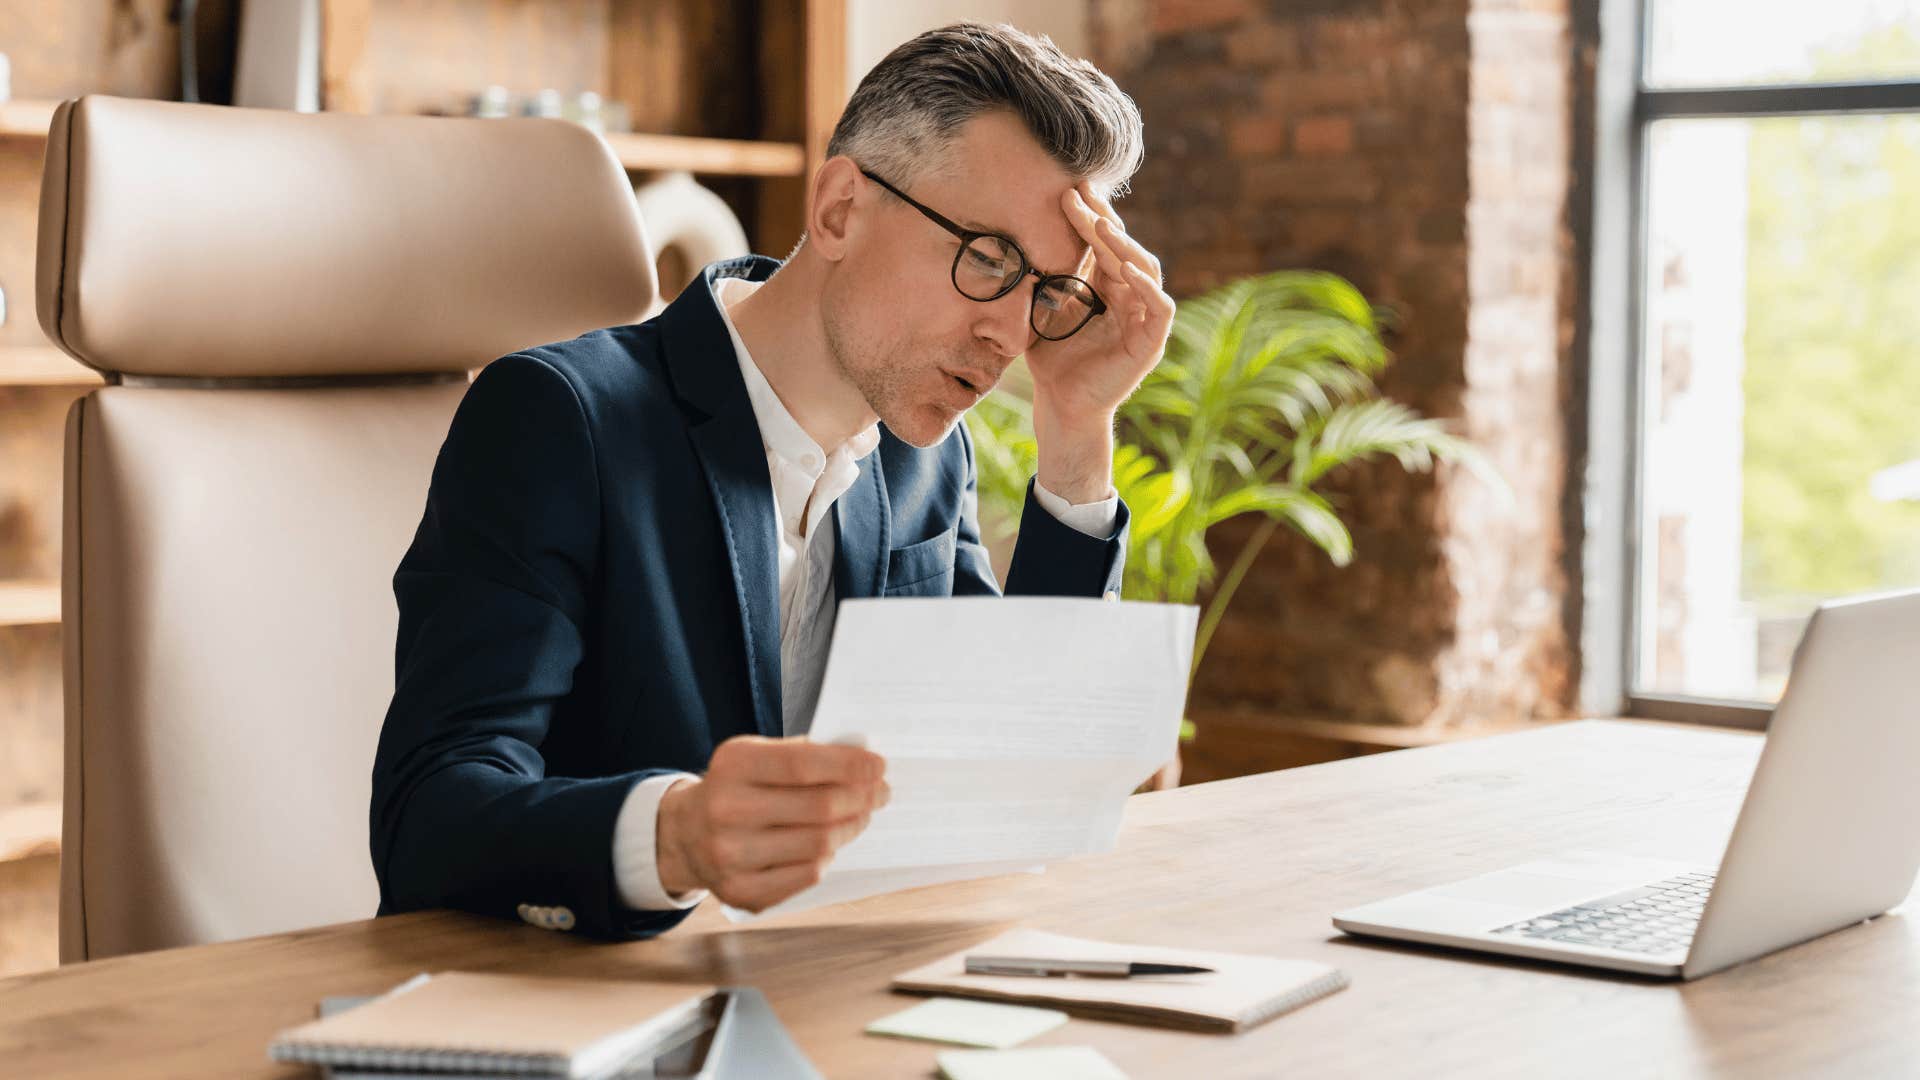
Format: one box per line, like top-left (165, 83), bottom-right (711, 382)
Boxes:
top-left (822, 111), bottom-right (1095, 448)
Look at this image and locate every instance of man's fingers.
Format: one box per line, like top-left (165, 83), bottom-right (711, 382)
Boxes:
top-left (714, 861), bottom-right (826, 914)
top-left (1095, 214), bottom-right (1162, 280)
top-left (719, 736), bottom-right (885, 787)
top-left (1126, 261), bottom-right (1176, 327)
top-left (1078, 179), bottom-right (1123, 225)
top-left (712, 815), bottom-right (879, 909)
top-left (729, 779), bottom-right (890, 826)
top-left (1066, 189), bottom-right (1167, 339)
top-left (1066, 189), bottom-right (1128, 282)
top-left (726, 815), bottom-right (872, 870)
top-left (1075, 181), bottom-right (1161, 276)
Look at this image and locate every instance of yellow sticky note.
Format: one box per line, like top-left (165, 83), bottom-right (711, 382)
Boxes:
top-left (937, 1045), bottom-right (1129, 1080)
top-left (865, 997), bottom-right (1068, 1049)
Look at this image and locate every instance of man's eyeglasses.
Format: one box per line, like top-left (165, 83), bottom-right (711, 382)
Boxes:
top-left (859, 168), bottom-right (1107, 342)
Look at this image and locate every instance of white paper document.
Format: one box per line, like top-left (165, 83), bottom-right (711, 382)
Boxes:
top-left (724, 596), bottom-right (1198, 922)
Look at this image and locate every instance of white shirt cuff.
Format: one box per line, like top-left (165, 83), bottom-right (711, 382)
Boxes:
top-left (1032, 479), bottom-right (1120, 539)
top-left (612, 772), bottom-right (709, 911)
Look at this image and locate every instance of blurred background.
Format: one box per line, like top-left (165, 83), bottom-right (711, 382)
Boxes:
top-left (1, 0), bottom-right (1916, 975)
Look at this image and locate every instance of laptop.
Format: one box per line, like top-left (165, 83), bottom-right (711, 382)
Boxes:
top-left (1332, 588), bottom-right (1920, 980)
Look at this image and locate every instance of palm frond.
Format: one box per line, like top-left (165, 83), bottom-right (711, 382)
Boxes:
top-left (1288, 399), bottom-right (1473, 488)
top-left (969, 268), bottom-right (1502, 675)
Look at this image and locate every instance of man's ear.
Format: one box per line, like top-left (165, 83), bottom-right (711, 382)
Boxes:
top-left (807, 156), bottom-right (863, 263)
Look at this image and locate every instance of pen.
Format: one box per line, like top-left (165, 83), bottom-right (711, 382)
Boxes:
top-left (964, 955), bottom-right (1214, 979)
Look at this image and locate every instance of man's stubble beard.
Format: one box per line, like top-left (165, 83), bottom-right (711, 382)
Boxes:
top-left (822, 303), bottom-right (962, 450)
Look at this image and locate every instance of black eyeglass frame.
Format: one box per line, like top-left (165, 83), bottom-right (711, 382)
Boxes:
top-left (859, 168), bottom-right (1108, 341)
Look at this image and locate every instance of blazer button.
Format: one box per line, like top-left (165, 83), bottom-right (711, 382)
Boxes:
top-left (516, 903), bottom-right (534, 924)
top-left (552, 907), bottom-right (576, 931)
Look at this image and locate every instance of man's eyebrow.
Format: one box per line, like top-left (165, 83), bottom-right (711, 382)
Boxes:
top-left (954, 215), bottom-right (1005, 235)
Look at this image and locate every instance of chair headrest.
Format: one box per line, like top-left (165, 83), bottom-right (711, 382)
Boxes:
top-left (36, 96), bottom-right (657, 379)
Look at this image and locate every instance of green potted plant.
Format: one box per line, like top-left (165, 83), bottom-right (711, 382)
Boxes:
top-left (968, 270), bottom-right (1490, 745)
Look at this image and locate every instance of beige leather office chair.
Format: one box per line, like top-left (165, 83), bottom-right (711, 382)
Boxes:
top-left (37, 96), bottom-right (657, 962)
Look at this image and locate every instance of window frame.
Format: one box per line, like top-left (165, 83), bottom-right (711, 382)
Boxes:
top-left (1585, 0), bottom-right (1920, 730)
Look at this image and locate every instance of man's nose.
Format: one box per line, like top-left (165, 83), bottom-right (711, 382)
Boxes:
top-left (973, 284), bottom-right (1036, 358)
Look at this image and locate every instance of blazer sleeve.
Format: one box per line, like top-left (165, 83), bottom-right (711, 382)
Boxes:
top-left (952, 422), bottom-right (1130, 598)
top-left (370, 353), bottom-right (694, 941)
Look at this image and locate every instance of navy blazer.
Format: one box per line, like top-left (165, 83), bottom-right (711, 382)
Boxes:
top-left (370, 256), bottom-right (1130, 940)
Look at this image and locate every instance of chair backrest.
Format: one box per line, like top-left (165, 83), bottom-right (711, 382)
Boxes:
top-left (37, 95), bottom-right (657, 962)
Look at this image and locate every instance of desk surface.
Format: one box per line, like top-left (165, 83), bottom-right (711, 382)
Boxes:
top-left (3, 720), bottom-right (1914, 1078)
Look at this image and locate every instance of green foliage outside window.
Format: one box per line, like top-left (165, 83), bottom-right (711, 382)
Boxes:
top-left (1742, 33), bottom-right (1920, 606)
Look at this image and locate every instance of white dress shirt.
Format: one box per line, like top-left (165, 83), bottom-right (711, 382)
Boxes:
top-left (610, 275), bottom-right (1119, 911)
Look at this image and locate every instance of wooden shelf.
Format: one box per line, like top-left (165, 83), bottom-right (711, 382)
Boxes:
top-left (602, 131), bottom-right (806, 177)
top-left (0, 801), bottom-right (59, 864)
top-left (0, 98), bottom-right (58, 139)
top-left (0, 98), bottom-right (802, 180)
top-left (0, 346), bottom-right (104, 387)
top-left (0, 581), bottom-right (60, 628)
top-left (0, 97), bottom-right (804, 178)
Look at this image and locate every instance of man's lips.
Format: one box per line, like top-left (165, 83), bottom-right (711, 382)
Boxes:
top-left (939, 373), bottom-right (981, 411)
top-left (943, 369), bottom-right (997, 397)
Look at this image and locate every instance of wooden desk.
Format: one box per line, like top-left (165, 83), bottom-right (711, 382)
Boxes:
top-left (3, 720), bottom-right (1913, 1078)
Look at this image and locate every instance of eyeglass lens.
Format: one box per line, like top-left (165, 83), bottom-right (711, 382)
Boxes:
top-left (953, 235), bottom-right (1099, 340)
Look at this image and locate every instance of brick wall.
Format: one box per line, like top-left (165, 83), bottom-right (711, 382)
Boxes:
top-left (1089, 0), bottom-right (1584, 763)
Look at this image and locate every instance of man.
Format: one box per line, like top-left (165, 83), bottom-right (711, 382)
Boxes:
top-left (371, 22), bottom-right (1174, 940)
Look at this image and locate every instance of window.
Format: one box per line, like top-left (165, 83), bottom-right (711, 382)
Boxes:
top-left (1597, 1), bottom-right (1920, 724)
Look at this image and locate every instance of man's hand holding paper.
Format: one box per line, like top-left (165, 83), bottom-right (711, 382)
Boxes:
top-left (656, 737), bottom-right (891, 913)
top-left (726, 596), bottom-right (1198, 920)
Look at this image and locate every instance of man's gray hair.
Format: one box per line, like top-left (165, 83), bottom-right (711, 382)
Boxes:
top-left (827, 22), bottom-right (1144, 198)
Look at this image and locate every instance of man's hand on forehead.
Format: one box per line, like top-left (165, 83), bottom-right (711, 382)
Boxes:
top-left (1012, 175), bottom-right (1174, 504)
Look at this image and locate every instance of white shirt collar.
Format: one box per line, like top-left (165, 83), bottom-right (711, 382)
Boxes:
top-left (711, 275), bottom-right (881, 538)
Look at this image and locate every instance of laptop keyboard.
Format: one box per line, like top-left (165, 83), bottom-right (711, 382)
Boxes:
top-left (1489, 871), bottom-right (1715, 955)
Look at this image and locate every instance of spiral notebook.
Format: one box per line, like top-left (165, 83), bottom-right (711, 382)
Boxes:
top-left (891, 929), bottom-right (1348, 1033)
top-left (268, 971), bottom-right (714, 1078)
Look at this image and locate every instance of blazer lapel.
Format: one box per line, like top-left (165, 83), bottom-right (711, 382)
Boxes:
top-left (833, 449), bottom-right (891, 599)
top-left (658, 257), bottom-right (785, 738)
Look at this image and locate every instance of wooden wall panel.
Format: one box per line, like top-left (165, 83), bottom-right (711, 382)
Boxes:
top-left (0, 0), bottom-right (181, 100)
top-left (0, 277), bottom-right (82, 981)
top-left (321, 0), bottom-right (375, 113)
top-left (0, 388), bottom-right (82, 582)
top-left (607, 0), bottom-right (759, 139)
top-left (0, 143), bottom-right (48, 352)
top-left (357, 0), bottom-right (611, 117)
top-left (754, 0), bottom-right (845, 259)
top-left (799, 0), bottom-right (846, 168)
top-left (0, 389), bottom-right (75, 864)
top-left (0, 854), bottom-right (57, 977)
top-left (606, 0), bottom-right (766, 257)
top-left (0, 626), bottom-right (61, 809)
top-left (752, 0), bottom-right (805, 255)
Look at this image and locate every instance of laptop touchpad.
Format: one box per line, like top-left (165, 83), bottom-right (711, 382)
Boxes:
top-left (1432, 869), bottom-right (1615, 909)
